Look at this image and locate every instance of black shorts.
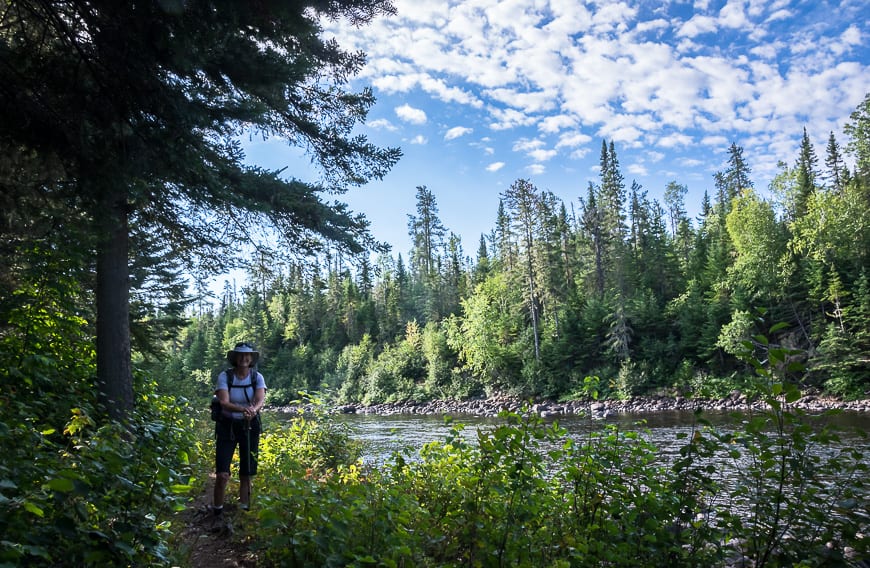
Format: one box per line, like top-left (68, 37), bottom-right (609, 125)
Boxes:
top-left (215, 417), bottom-right (261, 476)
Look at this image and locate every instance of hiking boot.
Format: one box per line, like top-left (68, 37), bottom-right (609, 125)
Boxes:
top-left (209, 508), bottom-right (233, 536)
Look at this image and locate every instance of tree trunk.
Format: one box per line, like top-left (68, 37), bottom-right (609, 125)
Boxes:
top-left (96, 189), bottom-right (133, 421)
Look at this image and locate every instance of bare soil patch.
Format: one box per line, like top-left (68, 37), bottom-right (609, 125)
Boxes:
top-left (172, 474), bottom-right (260, 567)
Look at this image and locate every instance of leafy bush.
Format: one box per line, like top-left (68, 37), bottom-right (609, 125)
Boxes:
top-left (703, 337), bottom-right (870, 566)
top-left (0, 387), bottom-right (196, 566)
top-left (245, 361), bottom-right (867, 567)
top-left (361, 335), bottom-right (427, 404)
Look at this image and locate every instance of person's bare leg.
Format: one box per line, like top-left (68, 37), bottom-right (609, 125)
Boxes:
top-left (240, 475), bottom-right (252, 509)
top-left (214, 472), bottom-right (230, 509)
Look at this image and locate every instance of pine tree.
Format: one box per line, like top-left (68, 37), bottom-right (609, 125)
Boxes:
top-left (663, 181), bottom-right (688, 238)
top-left (407, 185), bottom-right (448, 322)
top-left (502, 178), bottom-right (542, 361)
top-left (407, 186), bottom-right (446, 278)
top-left (825, 132), bottom-right (848, 193)
top-left (794, 127), bottom-right (820, 220)
top-left (494, 200), bottom-right (515, 271)
top-left (580, 183), bottom-right (606, 298)
top-left (0, 1), bottom-right (399, 419)
top-left (844, 92), bottom-right (870, 184)
top-left (472, 235), bottom-right (491, 286)
top-left (725, 142), bottom-right (754, 199)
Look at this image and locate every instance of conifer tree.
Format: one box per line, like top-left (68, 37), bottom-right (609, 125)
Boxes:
top-left (844, 93), bottom-right (870, 184)
top-left (824, 132), bottom-right (848, 193)
top-left (794, 127), bottom-right (820, 220)
top-left (664, 181), bottom-right (689, 238)
top-left (580, 183), bottom-right (606, 298)
top-left (494, 200), bottom-right (516, 271)
top-left (725, 143), bottom-right (753, 200)
top-left (408, 185), bottom-right (447, 321)
top-left (0, 0), bottom-right (399, 419)
top-left (502, 178), bottom-right (542, 361)
top-left (472, 235), bottom-right (492, 286)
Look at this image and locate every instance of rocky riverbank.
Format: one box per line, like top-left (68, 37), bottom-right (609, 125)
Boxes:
top-left (312, 392), bottom-right (870, 418)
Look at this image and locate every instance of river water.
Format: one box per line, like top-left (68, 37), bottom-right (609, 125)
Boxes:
top-left (318, 408), bottom-right (869, 467)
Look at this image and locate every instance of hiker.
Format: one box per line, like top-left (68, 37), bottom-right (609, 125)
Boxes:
top-left (212, 342), bottom-right (266, 515)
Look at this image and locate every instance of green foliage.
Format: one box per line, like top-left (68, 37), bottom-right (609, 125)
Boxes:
top-left (246, 390), bottom-right (867, 567)
top-left (612, 359), bottom-right (648, 399)
top-left (447, 273), bottom-right (525, 392)
top-left (362, 323), bottom-right (427, 404)
top-left (232, 327), bottom-right (868, 566)
top-left (702, 336), bottom-right (870, 566)
top-left (254, 402), bottom-right (407, 567)
top-left (170, 107), bottom-right (870, 403)
top-left (335, 335), bottom-right (377, 403)
top-left (0, 385), bottom-right (197, 566)
top-left (259, 395), bottom-right (363, 475)
top-left (0, 251), bottom-right (198, 566)
top-left (254, 406), bottom-right (720, 567)
top-left (421, 322), bottom-right (456, 399)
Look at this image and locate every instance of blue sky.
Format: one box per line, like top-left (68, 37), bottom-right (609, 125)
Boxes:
top-left (242, 0), bottom-right (868, 259)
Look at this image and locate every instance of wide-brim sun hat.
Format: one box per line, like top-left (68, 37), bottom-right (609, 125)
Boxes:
top-left (227, 342), bottom-right (259, 366)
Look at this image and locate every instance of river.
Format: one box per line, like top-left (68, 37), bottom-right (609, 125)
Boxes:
top-left (277, 408), bottom-right (870, 467)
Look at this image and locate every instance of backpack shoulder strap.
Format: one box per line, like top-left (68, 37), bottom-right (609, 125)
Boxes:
top-left (228, 368), bottom-right (255, 404)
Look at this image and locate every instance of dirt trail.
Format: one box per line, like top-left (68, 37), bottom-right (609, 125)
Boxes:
top-left (174, 474), bottom-right (260, 567)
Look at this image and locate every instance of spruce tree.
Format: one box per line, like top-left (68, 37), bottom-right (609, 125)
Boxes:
top-left (0, 1), bottom-right (399, 419)
top-left (794, 127), bottom-right (820, 220)
top-left (824, 132), bottom-right (847, 193)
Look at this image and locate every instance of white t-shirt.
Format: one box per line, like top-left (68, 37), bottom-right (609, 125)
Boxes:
top-left (215, 369), bottom-right (266, 420)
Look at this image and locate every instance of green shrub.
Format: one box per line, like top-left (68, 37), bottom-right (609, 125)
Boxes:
top-left (242, 331), bottom-right (868, 567)
top-left (0, 388), bottom-right (196, 566)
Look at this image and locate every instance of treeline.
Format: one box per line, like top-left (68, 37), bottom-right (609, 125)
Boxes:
top-left (164, 97), bottom-right (870, 405)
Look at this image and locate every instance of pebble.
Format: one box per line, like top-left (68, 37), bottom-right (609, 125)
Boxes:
top-left (275, 394), bottom-right (869, 418)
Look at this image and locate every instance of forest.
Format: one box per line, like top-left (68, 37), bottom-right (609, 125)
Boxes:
top-left (169, 131), bottom-right (870, 407)
top-left (1, 1), bottom-right (868, 565)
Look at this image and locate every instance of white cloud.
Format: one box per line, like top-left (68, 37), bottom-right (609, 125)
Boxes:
top-left (395, 104), bottom-right (427, 124)
top-left (718, 0), bottom-right (751, 30)
top-left (701, 135), bottom-right (730, 148)
top-left (367, 118), bottom-right (398, 131)
top-left (750, 43), bottom-right (779, 59)
top-left (373, 74), bottom-right (421, 94)
top-left (678, 157), bottom-right (704, 168)
top-left (484, 88), bottom-right (557, 113)
top-left (831, 25), bottom-right (863, 55)
top-left (513, 138), bottom-right (544, 153)
top-left (486, 161), bottom-right (505, 172)
top-left (322, 0), bottom-right (866, 207)
top-left (765, 9), bottom-right (792, 23)
top-left (556, 132), bottom-right (593, 149)
top-left (677, 15), bottom-right (718, 38)
top-left (419, 75), bottom-right (483, 107)
top-left (569, 147), bottom-right (592, 160)
top-left (409, 135), bottom-right (428, 145)
top-left (628, 163), bottom-right (648, 176)
top-left (445, 126), bottom-right (473, 140)
top-left (635, 18), bottom-right (670, 35)
top-left (489, 106), bottom-right (537, 130)
top-left (539, 114), bottom-right (578, 134)
top-left (657, 133), bottom-right (694, 148)
top-left (600, 125), bottom-right (644, 146)
top-left (529, 148), bottom-right (558, 162)
top-left (527, 163), bottom-right (546, 175)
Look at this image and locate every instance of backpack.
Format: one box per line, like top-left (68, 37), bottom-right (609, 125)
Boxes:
top-left (210, 368), bottom-right (260, 422)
